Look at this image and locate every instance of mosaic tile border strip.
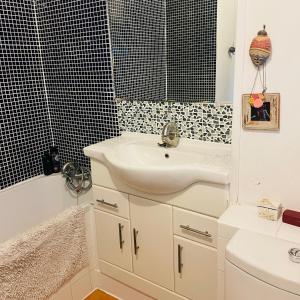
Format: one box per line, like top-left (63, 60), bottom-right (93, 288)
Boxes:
top-left (116, 100), bottom-right (233, 144)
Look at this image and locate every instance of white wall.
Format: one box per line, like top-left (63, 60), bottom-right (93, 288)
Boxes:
top-left (232, 0), bottom-right (300, 211)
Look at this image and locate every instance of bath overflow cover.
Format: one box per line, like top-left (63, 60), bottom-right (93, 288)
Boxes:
top-left (288, 248), bottom-right (300, 263)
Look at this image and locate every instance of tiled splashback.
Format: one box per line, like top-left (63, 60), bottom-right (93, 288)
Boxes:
top-left (117, 100), bottom-right (233, 144)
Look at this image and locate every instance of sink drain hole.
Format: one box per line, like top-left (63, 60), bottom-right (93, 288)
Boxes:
top-left (165, 153), bottom-right (170, 159)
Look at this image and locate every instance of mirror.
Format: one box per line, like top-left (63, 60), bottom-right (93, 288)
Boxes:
top-left (108, 0), bottom-right (236, 103)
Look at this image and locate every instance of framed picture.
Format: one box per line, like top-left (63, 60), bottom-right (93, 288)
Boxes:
top-left (242, 93), bottom-right (280, 130)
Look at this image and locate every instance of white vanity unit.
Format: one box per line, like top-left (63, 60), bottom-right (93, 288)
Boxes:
top-left (84, 132), bottom-right (231, 300)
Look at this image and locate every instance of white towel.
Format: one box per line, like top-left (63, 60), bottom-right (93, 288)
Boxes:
top-left (0, 206), bottom-right (88, 300)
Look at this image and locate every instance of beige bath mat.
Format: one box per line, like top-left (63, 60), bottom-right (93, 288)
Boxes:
top-left (0, 206), bottom-right (88, 300)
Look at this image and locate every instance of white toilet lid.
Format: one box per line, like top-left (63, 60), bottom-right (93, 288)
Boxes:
top-left (226, 229), bottom-right (300, 296)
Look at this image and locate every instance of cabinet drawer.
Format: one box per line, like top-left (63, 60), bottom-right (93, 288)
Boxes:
top-left (173, 207), bottom-right (217, 248)
top-left (93, 185), bottom-right (129, 219)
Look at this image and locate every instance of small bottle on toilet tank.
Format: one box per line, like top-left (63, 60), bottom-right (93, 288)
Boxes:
top-left (50, 146), bottom-right (61, 173)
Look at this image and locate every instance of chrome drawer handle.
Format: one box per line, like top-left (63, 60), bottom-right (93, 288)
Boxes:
top-left (96, 199), bottom-right (118, 209)
top-left (118, 223), bottom-right (124, 250)
top-left (133, 228), bottom-right (139, 255)
top-left (180, 225), bottom-right (212, 238)
top-left (178, 244), bottom-right (183, 274)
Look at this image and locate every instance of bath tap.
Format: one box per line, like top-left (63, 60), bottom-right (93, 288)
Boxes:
top-left (62, 161), bottom-right (92, 193)
top-left (158, 122), bottom-right (179, 148)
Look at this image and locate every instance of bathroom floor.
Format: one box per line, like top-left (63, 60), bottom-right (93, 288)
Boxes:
top-left (85, 289), bottom-right (118, 300)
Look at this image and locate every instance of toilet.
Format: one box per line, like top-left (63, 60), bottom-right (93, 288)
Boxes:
top-left (224, 230), bottom-right (300, 300)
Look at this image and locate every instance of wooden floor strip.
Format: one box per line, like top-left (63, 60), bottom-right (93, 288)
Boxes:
top-left (85, 289), bottom-right (118, 300)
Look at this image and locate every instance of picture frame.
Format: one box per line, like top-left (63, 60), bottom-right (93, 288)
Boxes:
top-left (242, 93), bottom-right (280, 130)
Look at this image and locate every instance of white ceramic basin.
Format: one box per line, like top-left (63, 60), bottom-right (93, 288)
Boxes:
top-left (84, 132), bottom-right (231, 194)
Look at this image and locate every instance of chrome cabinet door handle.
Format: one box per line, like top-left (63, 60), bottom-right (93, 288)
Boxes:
top-left (96, 199), bottom-right (118, 209)
top-left (178, 244), bottom-right (183, 274)
top-left (133, 228), bottom-right (139, 255)
top-left (180, 224), bottom-right (212, 238)
top-left (118, 223), bottom-right (124, 250)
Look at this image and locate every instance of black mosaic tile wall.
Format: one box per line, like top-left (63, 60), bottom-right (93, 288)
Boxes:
top-left (1, 0), bottom-right (119, 189)
top-left (108, 0), bottom-right (166, 101)
top-left (36, 0), bottom-right (119, 167)
top-left (167, 0), bottom-right (217, 102)
top-left (1, 1), bottom-right (52, 189)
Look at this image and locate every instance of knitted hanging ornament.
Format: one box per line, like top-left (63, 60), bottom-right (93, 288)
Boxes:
top-left (249, 26), bottom-right (272, 67)
top-left (247, 26), bottom-right (272, 109)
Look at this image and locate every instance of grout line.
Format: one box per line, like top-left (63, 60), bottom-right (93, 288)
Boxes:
top-left (33, 0), bottom-right (54, 146)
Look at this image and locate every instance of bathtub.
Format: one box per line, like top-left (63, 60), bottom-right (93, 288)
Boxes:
top-left (0, 174), bottom-right (96, 300)
top-left (0, 174), bottom-right (83, 243)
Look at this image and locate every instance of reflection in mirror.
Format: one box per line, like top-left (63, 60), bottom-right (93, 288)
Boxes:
top-left (108, 0), bottom-right (166, 102)
top-left (108, 0), bottom-right (236, 103)
top-left (167, 0), bottom-right (217, 102)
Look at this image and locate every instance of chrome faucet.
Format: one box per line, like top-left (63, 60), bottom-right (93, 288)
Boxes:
top-left (158, 122), bottom-right (180, 148)
top-left (62, 161), bottom-right (92, 193)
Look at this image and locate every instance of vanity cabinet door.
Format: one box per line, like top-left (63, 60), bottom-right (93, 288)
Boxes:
top-left (95, 210), bottom-right (132, 272)
top-left (174, 236), bottom-right (217, 300)
top-left (130, 196), bottom-right (174, 290)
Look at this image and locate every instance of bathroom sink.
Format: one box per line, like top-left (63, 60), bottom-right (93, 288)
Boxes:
top-left (84, 132), bottom-right (231, 194)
